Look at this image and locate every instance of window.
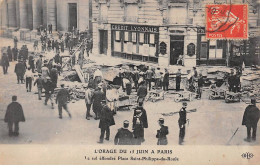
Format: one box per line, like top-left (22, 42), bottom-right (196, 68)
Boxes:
top-left (139, 33), bottom-right (144, 43)
top-left (144, 33), bottom-right (149, 44)
top-left (132, 32), bottom-right (137, 43)
top-left (115, 31), bottom-right (120, 41)
top-left (209, 40), bottom-right (223, 59)
top-left (124, 32), bottom-right (129, 42)
top-left (150, 34), bottom-right (155, 44)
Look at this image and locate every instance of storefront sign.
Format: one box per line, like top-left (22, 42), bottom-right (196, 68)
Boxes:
top-left (187, 43), bottom-right (195, 56)
top-left (111, 24), bottom-right (159, 33)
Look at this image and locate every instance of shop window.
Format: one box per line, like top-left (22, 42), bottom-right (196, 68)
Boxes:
top-left (169, 7), bottom-right (187, 24)
top-left (150, 34), bottom-right (155, 44)
top-left (209, 40), bottom-right (223, 59)
top-left (124, 32), bottom-right (129, 42)
top-left (144, 33), bottom-right (149, 44)
top-left (132, 32), bottom-right (137, 43)
top-left (139, 33), bottom-right (144, 43)
top-left (115, 31), bottom-right (120, 41)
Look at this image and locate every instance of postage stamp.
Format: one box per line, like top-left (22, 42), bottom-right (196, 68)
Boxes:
top-left (206, 4), bottom-right (248, 39)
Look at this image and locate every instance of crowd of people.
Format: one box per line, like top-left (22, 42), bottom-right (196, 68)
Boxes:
top-left (1, 33), bottom-right (259, 145)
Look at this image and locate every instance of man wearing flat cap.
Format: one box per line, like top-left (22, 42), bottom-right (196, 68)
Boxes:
top-left (114, 120), bottom-right (134, 145)
top-left (242, 98), bottom-right (260, 142)
top-left (98, 100), bottom-right (115, 143)
top-left (92, 84), bottom-right (105, 120)
top-left (156, 118), bottom-right (169, 145)
top-left (179, 102), bottom-right (187, 145)
top-left (56, 83), bottom-right (72, 119)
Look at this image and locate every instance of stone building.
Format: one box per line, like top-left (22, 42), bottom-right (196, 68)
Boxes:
top-left (0, 0), bottom-right (92, 35)
top-left (92, 0), bottom-right (260, 67)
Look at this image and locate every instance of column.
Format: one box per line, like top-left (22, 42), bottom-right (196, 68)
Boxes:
top-left (47, 0), bottom-right (57, 31)
top-left (16, 0), bottom-right (20, 28)
top-left (7, 0), bottom-right (17, 28)
top-left (19, 0), bottom-right (28, 29)
top-left (32, 0), bottom-right (42, 29)
top-left (0, 0), bottom-right (8, 29)
top-left (27, 0), bottom-right (33, 30)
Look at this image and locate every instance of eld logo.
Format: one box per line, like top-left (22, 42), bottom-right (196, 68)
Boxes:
top-left (241, 152), bottom-right (254, 159)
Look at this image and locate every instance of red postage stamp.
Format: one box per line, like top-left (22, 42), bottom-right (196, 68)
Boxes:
top-left (206, 4), bottom-right (248, 39)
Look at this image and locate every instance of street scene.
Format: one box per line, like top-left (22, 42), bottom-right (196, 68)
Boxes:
top-left (0, 0), bottom-right (260, 147)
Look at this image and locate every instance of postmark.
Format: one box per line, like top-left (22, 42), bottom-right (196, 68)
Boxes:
top-left (206, 4), bottom-right (248, 39)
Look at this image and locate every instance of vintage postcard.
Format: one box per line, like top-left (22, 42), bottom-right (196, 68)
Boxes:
top-left (0, 0), bottom-right (259, 165)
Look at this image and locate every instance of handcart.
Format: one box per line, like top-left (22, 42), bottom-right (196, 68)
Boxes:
top-left (208, 88), bottom-right (226, 100)
top-left (225, 91), bottom-right (241, 103)
top-left (146, 90), bottom-right (165, 102)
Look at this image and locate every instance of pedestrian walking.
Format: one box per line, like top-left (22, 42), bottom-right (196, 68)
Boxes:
top-left (92, 84), bottom-right (105, 120)
top-left (132, 66), bottom-right (140, 92)
top-left (34, 73), bottom-right (44, 100)
top-left (1, 53), bottom-right (9, 74)
top-left (175, 69), bottom-right (181, 91)
top-left (41, 64), bottom-right (50, 82)
top-left (197, 73), bottom-right (204, 99)
top-left (12, 47), bottom-right (18, 61)
top-left (137, 81), bottom-right (147, 105)
top-left (44, 77), bottom-right (55, 109)
top-left (132, 104), bottom-right (148, 145)
top-left (36, 55), bottom-right (43, 73)
top-left (48, 24), bottom-right (52, 34)
top-left (179, 102), bottom-right (187, 145)
top-left (163, 68), bottom-right (170, 91)
top-left (34, 40), bottom-right (39, 51)
top-left (14, 60), bottom-right (26, 84)
top-left (242, 98), bottom-right (260, 142)
top-left (4, 96), bottom-right (25, 137)
top-left (13, 36), bottom-right (18, 48)
top-left (25, 68), bottom-right (34, 92)
top-left (7, 46), bottom-right (12, 62)
top-left (145, 66), bottom-right (154, 91)
top-left (114, 120), bottom-right (134, 145)
top-left (97, 100), bottom-right (115, 143)
top-left (56, 84), bottom-right (72, 119)
top-left (50, 64), bottom-right (58, 88)
top-left (60, 40), bottom-right (65, 53)
top-left (156, 118), bottom-right (168, 145)
top-left (85, 84), bottom-right (94, 120)
top-left (28, 54), bottom-right (35, 73)
top-left (228, 69), bottom-right (236, 92)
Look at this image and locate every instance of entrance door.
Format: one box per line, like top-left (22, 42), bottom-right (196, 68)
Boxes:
top-left (200, 42), bottom-right (208, 59)
top-left (100, 30), bottom-right (108, 54)
top-left (170, 36), bottom-right (184, 65)
top-left (68, 3), bottom-right (77, 32)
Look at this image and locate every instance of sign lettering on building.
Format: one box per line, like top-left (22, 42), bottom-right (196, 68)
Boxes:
top-left (111, 24), bottom-right (159, 33)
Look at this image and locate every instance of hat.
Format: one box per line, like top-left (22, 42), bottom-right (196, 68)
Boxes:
top-left (101, 100), bottom-right (106, 103)
top-left (46, 77), bottom-right (51, 80)
top-left (38, 73), bottom-right (42, 76)
top-left (251, 98), bottom-right (256, 104)
top-left (193, 67), bottom-right (196, 69)
top-left (60, 83), bottom-right (65, 87)
top-left (159, 118), bottom-right (164, 122)
top-left (123, 120), bottom-right (129, 124)
top-left (182, 102), bottom-right (187, 106)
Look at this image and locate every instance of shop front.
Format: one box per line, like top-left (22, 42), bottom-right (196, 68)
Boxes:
top-left (197, 27), bottom-right (227, 66)
top-left (111, 24), bottom-right (159, 63)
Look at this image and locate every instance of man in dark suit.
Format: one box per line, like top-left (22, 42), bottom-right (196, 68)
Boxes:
top-left (137, 81), bottom-right (147, 106)
top-left (156, 118), bottom-right (169, 145)
top-left (92, 84), bottom-right (105, 120)
top-left (12, 47), bottom-right (18, 61)
top-left (132, 103), bottom-right (148, 145)
top-left (179, 102), bottom-right (187, 145)
top-left (56, 84), bottom-right (72, 119)
top-left (242, 98), bottom-right (260, 142)
top-left (1, 53), bottom-right (9, 74)
top-left (98, 100), bottom-right (115, 143)
top-left (14, 60), bottom-right (26, 84)
top-left (114, 120), bottom-right (134, 145)
top-left (4, 96), bottom-right (25, 136)
top-left (7, 46), bottom-right (12, 61)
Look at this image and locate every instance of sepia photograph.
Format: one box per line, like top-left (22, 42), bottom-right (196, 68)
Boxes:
top-left (0, 0), bottom-right (259, 165)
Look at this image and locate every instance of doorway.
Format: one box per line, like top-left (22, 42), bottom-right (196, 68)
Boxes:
top-left (99, 30), bottom-right (108, 54)
top-left (68, 3), bottom-right (77, 32)
top-left (170, 36), bottom-right (184, 65)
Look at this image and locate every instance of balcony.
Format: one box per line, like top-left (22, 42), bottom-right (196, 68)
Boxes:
top-left (122, 16), bottom-right (138, 23)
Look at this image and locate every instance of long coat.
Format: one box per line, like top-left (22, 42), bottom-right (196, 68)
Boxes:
top-left (114, 128), bottom-right (134, 145)
top-left (4, 102), bottom-right (25, 123)
top-left (99, 105), bottom-right (115, 129)
top-left (1, 54), bottom-right (9, 66)
top-left (92, 90), bottom-right (104, 114)
top-left (242, 105), bottom-right (260, 127)
top-left (14, 62), bottom-right (26, 76)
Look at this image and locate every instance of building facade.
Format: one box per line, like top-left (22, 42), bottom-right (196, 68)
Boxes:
top-left (92, 0), bottom-right (260, 67)
top-left (0, 0), bottom-right (92, 34)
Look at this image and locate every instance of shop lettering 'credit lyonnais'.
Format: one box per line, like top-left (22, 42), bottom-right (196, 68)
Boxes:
top-left (206, 4), bottom-right (248, 39)
top-left (111, 24), bottom-right (159, 33)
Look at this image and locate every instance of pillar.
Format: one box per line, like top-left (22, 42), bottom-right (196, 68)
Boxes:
top-left (7, 0), bottom-right (17, 28)
top-left (19, 0), bottom-right (28, 29)
top-left (47, 0), bottom-right (57, 31)
top-left (16, 0), bottom-right (20, 28)
top-left (32, 0), bottom-right (42, 29)
top-left (27, 0), bottom-right (33, 30)
top-left (0, 0), bottom-right (8, 29)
